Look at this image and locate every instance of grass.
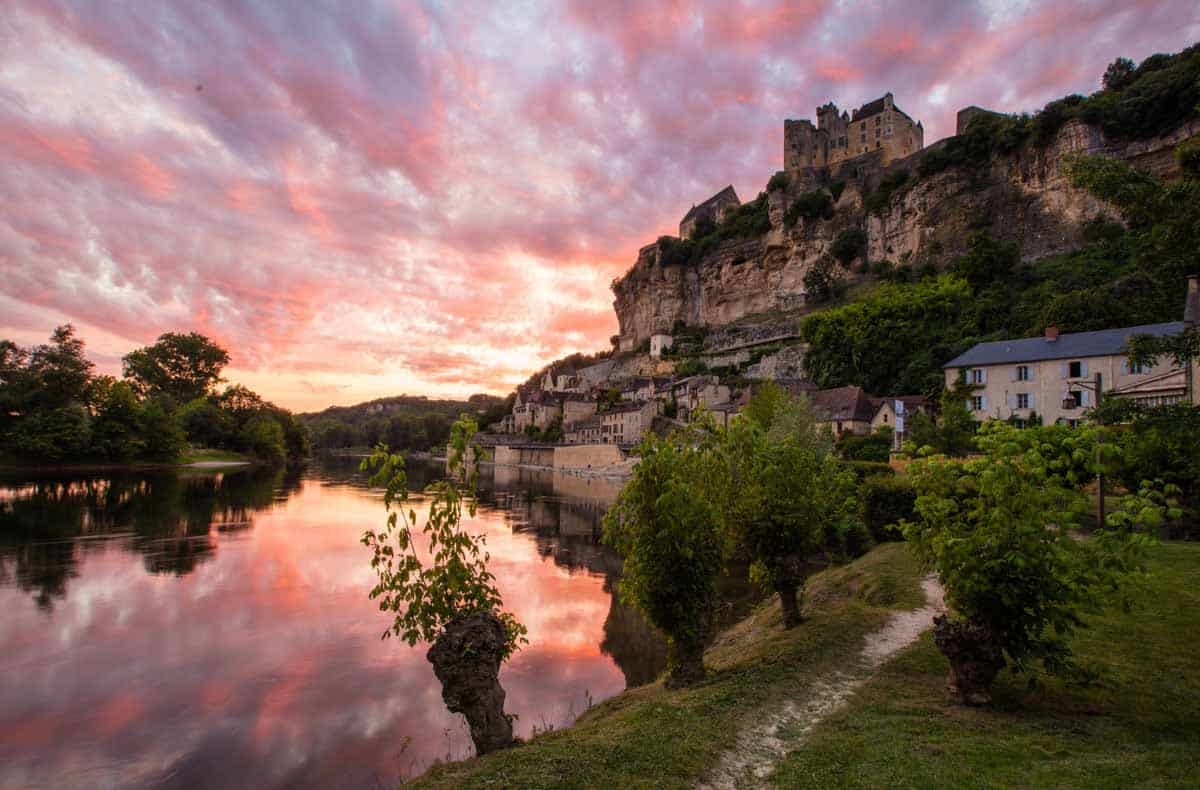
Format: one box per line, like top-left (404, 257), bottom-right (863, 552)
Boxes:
top-left (411, 544), bottom-right (926, 788)
top-left (410, 541), bottom-right (1200, 788)
top-left (177, 447), bottom-right (250, 464)
top-left (770, 541), bottom-right (1200, 788)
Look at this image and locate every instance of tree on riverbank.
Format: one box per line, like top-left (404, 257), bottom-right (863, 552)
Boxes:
top-left (603, 427), bottom-right (725, 687)
top-left (362, 417), bottom-right (527, 754)
top-left (0, 325), bottom-right (306, 465)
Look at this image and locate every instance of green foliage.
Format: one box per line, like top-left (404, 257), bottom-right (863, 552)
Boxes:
top-left (859, 475), bottom-right (915, 542)
top-left (828, 180), bottom-right (846, 202)
top-left (840, 460), bottom-right (895, 480)
top-left (658, 195), bottom-right (772, 268)
top-left (24, 325), bottom-right (95, 412)
top-left (1110, 405), bottom-right (1200, 506)
top-left (1102, 57), bottom-right (1136, 91)
top-left (953, 231), bottom-right (1018, 290)
top-left (6, 406), bottom-right (91, 461)
top-left (719, 416), bottom-right (858, 625)
top-left (903, 420), bottom-right (1160, 679)
top-left (836, 428), bottom-right (892, 462)
top-left (767, 172), bottom-right (789, 191)
top-left (122, 332), bottom-right (230, 405)
top-left (673, 357), bottom-right (707, 378)
top-left (603, 428), bottom-right (725, 685)
top-left (830, 227), bottom-right (867, 268)
top-left (361, 418), bottom-right (527, 661)
top-left (802, 256), bottom-right (845, 304)
top-left (139, 397), bottom-right (187, 461)
top-left (303, 394), bottom-right (484, 451)
top-left (801, 275), bottom-right (973, 396)
top-left (1178, 139), bottom-right (1200, 178)
top-left (786, 190), bottom-right (834, 225)
top-left (90, 379), bottom-right (147, 461)
top-left (863, 169), bottom-right (910, 214)
top-left (241, 415), bottom-right (287, 465)
top-left (179, 397), bottom-right (234, 448)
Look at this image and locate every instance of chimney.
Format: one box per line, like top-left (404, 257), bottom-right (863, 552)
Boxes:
top-left (1045, 325), bottom-right (1060, 342)
top-left (1185, 275), bottom-right (1199, 328)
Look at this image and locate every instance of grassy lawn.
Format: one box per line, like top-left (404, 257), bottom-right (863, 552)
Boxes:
top-left (771, 541), bottom-right (1200, 788)
top-left (412, 544), bottom-right (926, 789)
top-left (178, 447), bottom-right (250, 464)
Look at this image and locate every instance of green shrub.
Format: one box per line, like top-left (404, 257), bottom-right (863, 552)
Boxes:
top-left (859, 475), bottom-right (915, 543)
top-left (837, 428), bottom-right (892, 462)
top-left (829, 180), bottom-right (846, 202)
top-left (863, 169), bottom-right (910, 214)
top-left (830, 227), bottom-right (868, 268)
top-left (1178, 140), bottom-right (1200, 179)
top-left (767, 172), bottom-right (789, 191)
top-left (785, 190), bottom-right (833, 225)
top-left (840, 460), bottom-right (894, 480)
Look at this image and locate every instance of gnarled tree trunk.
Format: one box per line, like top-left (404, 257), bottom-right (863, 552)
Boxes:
top-left (932, 614), bottom-right (1006, 706)
top-left (665, 633), bottom-right (707, 689)
top-left (427, 611), bottom-right (514, 755)
top-left (775, 555), bottom-right (805, 628)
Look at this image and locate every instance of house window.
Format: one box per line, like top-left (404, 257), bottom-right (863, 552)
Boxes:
top-left (1016, 393), bottom-right (1030, 409)
top-left (1016, 365), bottom-right (1030, 381)
top-left (970, 396), bottom-right (984, 411)
top-left (1069, 361), bottom-right (1082, 378)
top-left (969, 369), bottom-right (985, 384)
top-left (1068, 391), bottom-right (1084, 408)
top-left (1129, 360), bottom-right (1149, 374)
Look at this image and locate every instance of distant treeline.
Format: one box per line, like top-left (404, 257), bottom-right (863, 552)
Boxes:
top-left (301, 393), bottom-right (507, 451)
top-left (0, 327), bottom-right (307, 465)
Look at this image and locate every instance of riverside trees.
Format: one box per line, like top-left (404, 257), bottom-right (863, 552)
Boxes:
top-left (362, 418), bottom-right (527, 754)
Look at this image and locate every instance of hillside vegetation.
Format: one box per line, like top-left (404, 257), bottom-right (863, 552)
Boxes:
top-left (300, 393), bottom-right (504, 451)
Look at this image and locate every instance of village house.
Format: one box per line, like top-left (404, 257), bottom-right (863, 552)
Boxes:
top-left (810, 385), bottom-right (878, 435)
top-left (600, 400), bottom-right (662, 445)
top-left (671, 375), bottom-right (732, 422)
top-left (561, 393), bottom-right (598, 425)
top-left (650, 334), bottom-right (674, 359)
top-left (563, 414), bottom-right (602, 445)
top-left (620, 377), bottom-right (670, 403)
top-left (943, 279), bottom-right (1199, 425)
top-left (512, 390), bottom-right (563, 432)
top-left (870, 395), bottom-right (928, 450)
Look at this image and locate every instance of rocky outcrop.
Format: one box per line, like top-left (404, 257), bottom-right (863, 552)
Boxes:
top-left (612, 118), bottom-right (1199, 349)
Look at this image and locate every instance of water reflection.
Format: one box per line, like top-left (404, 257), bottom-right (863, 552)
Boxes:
top-left (0, 457), bottom-right (675, 788)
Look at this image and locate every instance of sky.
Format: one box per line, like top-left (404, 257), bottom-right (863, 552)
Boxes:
top-left (1, 1), bottom-right (1197, 412)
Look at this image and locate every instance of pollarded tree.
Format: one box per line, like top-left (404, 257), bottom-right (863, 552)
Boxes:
top-left (603, 428), bottom-right (725, 687)
top-left (903, 421), bottom-right (1170, 705)
top-left (361, 417), bottom-right (526, 754)
top-left (123, 332), bottom-right (230, 404)
top-left (721, 390), bottom-right (853, 627)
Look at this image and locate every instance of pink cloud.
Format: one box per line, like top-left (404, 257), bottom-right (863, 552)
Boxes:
top-left (1, 0), bottom-right (1197, 410)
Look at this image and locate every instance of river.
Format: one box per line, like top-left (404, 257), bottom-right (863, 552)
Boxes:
top-left (0, 456), bottom-right (671, 788)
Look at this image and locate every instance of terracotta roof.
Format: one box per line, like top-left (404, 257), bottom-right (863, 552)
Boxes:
top-left (810, 386), bottom-right (877, 422)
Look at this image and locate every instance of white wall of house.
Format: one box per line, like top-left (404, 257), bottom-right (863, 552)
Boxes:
top-left (945, 354), bottom-right (1192, 425)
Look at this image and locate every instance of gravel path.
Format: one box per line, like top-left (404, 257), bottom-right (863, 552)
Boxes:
top-left (697, 576), bottom-right (945, 790)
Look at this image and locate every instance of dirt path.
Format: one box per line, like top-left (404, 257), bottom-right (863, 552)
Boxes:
top-left (697, 576), bottom-right (945, 790)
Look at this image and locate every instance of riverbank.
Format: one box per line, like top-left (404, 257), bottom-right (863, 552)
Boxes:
top-left (0, 447), bottom-right (256, 472)
top-left (413, 541), bottom-right (1200, 788)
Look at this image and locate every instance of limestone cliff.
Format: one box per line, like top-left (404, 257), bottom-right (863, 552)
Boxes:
top-left (612, 117), bottom-right (1200, 350)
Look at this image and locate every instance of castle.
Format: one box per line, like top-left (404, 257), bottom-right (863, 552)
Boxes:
top-left (784, 92), bottom-right (923, 171)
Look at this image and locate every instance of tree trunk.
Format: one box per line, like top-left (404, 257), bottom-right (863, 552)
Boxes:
top-left (932, 614), bottom-right (1006, 706)
top-left (665, 633), bottom-right (706, 689)
top-left (777, 580), bottom-right (802, 628)
top-left (427, 611), bottom-right (515, 755)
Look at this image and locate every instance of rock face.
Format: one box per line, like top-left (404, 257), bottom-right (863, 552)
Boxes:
top-left (427, 611), bottom-right (514, 755)
top-left (612, 118), bottom-right (1199, 350)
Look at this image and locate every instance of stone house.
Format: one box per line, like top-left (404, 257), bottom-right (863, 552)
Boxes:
top-left (564, 415), bottom-right (602, 445)
top-left (513, 391), bottom-right (563, 432)
top-left (561, 394), bottom-right (598, 426)
top-left (870, 396), bottom-right (928, 449)
top-left (671, 375), bottom-right (732, 422)
top-left (600, 400), bottom-right (662, 445)
top-left (784, 93), bottom-right (923, 171)
top-left (650, 334), bottom-right (674, 359)
top-left (810, 386), bottom-right (878, 435)
top-left (943, 279), bottom-right (1199, 426)
top-left (679, 185), bottom-right (740, 240)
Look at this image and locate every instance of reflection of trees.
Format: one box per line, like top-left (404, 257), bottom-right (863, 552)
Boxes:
top-left (600, 586), bottom-right (669, 687)
top-left (0, 465), bottom-right (293, 607)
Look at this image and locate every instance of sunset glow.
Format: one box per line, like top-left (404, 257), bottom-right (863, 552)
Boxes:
top-left (1, 1), bottom-right (1197, 410)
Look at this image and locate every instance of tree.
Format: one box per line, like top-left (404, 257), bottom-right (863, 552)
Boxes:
top-left (361, 417), bottom-right (526, 754)
top-left (26, 325), bottom-right (95, 411)
top-left (123, 332), bottom-right (230, 404)
top-left (721, 416), bottom-right (856, 627)
top-left (90, 379), bottom-right (147, 460)
top-left (138, 397), bottom-right (187, 461)
top-left (1102, 57), bottom-right (1136, 91)
top-left (178, 398), bottom-right (235, 448)
top-left (241, 415), bottom-right (286, 465)
top-left (603, 428), bottom-right (725, 687)
top-left (903, 421), bottom-right (1168, 705)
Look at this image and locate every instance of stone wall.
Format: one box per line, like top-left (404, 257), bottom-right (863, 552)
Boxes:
top-left (553, 443), bottom-right (628, 471)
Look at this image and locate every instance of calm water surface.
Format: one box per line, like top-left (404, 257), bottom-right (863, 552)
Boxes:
top-left (0, 457), bottom-right (669, 788)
